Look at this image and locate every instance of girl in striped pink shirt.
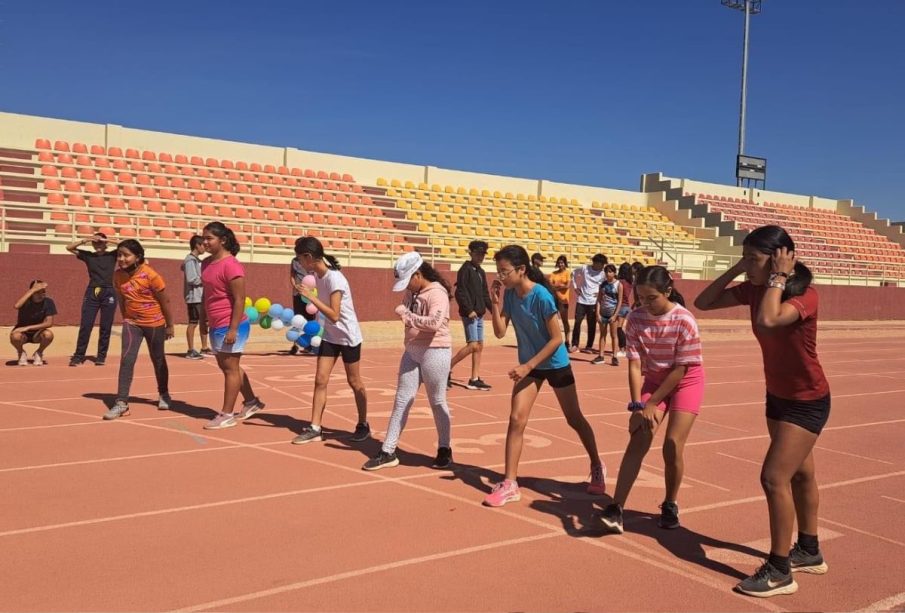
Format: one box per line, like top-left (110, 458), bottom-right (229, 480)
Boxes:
top-left (600, 266), bottom-right (704, 535)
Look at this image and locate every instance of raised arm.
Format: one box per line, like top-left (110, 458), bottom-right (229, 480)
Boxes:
top-left (489, 279), bottom-right (509, 338)
top-left (13, 282), bottom-right (45, 310)
top-left (694, 260), bottom-right (746, 311)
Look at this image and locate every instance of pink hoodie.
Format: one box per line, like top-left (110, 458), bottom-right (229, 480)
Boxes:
top-left (397, 282), bottom-right (451, 348)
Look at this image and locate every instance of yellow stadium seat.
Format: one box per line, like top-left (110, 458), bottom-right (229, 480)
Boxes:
top-left (442, 193), bottom-right (454, 203)
top-left (527, 194), bottom-right (537, 202)
top-left (418, 182), bottom-right (429, 191)
top-left (570, 199), bottom-right (579, 206)
top-left (444, 185), bottom-right (455, 194)
top-left (504, 192), bottom-right (514, 199)
top-left (517, 193), bottom-right (526, 201)
top-left (376, 177), bottom-right (388, 186)
top-left (390, 179), bottom-right (401, 188)
top-left (456, 186), bottom-right (466, 195)
top-left (431, 184), bottom-right (442, 192)
top-left (404, 181), bottom-right (415, 189)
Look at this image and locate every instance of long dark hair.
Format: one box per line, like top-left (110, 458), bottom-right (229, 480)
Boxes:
top-left (555, 255), bottom-right (568, 269)
top-left (417, 261), bottom-right (453, 297)
top-left (618, 262), bottom-right (633, 283)
top-left (635, 265), bottom-right (685, 307)
top-left (742, 225), bottom-right (812, 300)
top-left (494, 244), bottom-right (560, 308)
top-left (294, 236), bottom-right (341, 270)
top-left (117, 239), bottom-right (146, 267)
top-left (203, 221), bottom-right (239, 256)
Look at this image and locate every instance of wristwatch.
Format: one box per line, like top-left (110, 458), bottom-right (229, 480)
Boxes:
top-left (627, 401), bottom-right (644, 412)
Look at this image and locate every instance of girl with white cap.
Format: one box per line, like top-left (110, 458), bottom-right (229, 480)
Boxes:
top-left (363, 251), bottom-right (454, 470)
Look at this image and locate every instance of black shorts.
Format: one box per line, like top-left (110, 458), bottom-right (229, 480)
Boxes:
top-left (318, 340), bottom-right (362, 364)
top-left (186, 303), bottom-right (202, 324)
top-left (526, 365), bottom-right (576, 389)
top-left (22, 330), bottom-right (45, 344)
top-left (292, 295), bottom-right (316, 321)
top-left (766, 393), bottom-right (831, 435)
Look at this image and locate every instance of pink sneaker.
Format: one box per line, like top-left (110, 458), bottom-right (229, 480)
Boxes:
top-left (483, 479), bottom-right (521, 507)
top-left (204, 413), bottom-right (237, 430)
top-left (587, 462), bottom-right (607, 495)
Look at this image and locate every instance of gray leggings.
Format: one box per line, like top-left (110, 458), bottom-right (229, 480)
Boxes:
top-left (117, 322), bottom-right (169, 403)
top-left (382, 346), bottom-right (451, 454)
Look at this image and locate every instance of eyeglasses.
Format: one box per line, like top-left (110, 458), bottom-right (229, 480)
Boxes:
top-left (497, 267), bottom-right (520, 278)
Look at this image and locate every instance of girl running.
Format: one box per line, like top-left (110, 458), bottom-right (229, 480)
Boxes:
top-left (200, 222), bottom-right (265, 430)
top-left (615, 262), bottom-right (634, 358)
top-left (592, 264), bottom-right (622, 366)
top-left (103, 240), bottom-right (174, 420)
top-left (599, 266), bottom-right (704, 534)
top-left (484, 245), bottom-right (606, 507)
top-left (547, 255), bottom-right (571, 339)
top-left (695, 225), bottom-right (830, 598)
top-left (363, 252), bottom-right (453, 471)
top-left (290, 236), bottom-right (370, 444)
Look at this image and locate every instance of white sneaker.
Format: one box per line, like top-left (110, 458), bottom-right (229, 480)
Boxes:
top-left (616, 351), bottom-right (626, 358)
top-left (17, 353), bottom-right (29, 366)
top-left (32, 353), bottom-right (44, 366)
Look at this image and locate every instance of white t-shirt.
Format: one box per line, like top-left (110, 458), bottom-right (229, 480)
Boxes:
top-left (316, 269), bottom-right (363, 346)
top-left (572, 265), bottom-right (606, 305)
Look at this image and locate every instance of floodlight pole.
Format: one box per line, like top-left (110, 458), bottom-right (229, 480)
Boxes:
top-left (722, 0), bottom-right (761, 186)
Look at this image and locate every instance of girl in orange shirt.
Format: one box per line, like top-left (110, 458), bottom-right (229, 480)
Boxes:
top-left (547, 255), bottom-right (571, 338)
top-left (103, 239), bottom-right (174, 420)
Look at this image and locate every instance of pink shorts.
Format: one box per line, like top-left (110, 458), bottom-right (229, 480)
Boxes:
top-left (641, 364), bottom-right (705, 415)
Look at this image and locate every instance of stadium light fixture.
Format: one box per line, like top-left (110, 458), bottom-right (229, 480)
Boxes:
top-left (722, 0), bottom-right (762, 186)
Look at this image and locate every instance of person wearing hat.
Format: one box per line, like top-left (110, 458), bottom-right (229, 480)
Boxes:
top-left (531, 252), bottom-right (545, 270)
top-left (450, 240), bottom-right (493, 391)
top-left (66, 232), bottom-right (119, 366)
top-left (363, 251), bottom-right (454, 471)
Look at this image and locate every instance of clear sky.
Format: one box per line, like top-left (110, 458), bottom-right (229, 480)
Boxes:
top-left (3, 1), bottom-right (903, 220)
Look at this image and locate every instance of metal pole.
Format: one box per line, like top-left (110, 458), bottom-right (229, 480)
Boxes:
top-left (737, 0), bottom-right (751, 186)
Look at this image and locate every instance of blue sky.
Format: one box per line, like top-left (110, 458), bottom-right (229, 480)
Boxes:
top-left (3, 1), bottom-right (903, 220)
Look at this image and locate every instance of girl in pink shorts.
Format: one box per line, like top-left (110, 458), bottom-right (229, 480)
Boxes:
top-left (599, 266), bottom-right (705, 534)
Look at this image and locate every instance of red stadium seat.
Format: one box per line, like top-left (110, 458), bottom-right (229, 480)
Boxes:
top-left (54, 141), bottom-right (70, 152)
top-left (142, 151), bottom-right (157, 161)
top-left (35, 138), bottom-right (52, 150)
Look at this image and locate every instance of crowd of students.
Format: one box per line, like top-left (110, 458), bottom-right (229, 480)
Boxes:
top-left (8, 222), bottom-right (830, 599)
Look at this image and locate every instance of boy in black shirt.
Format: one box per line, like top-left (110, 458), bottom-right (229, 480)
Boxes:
top-left (11, 280), bottom-right (57, 366)
top-left (450, 240), bottom-right (492, 390)
top-left (66, 232), bottom-right (118, 366)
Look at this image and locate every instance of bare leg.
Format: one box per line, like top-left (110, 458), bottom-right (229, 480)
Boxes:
top-left (612, 410), bottom-right (663, 506)
top-left (215, 353), bottom-right (243, 414)
top-left (552, 383), bottom-right (601, 465)
top-left (310, 353), bottom-right (339, 427)
top-left (343, 359), bottom-right (368, 423)
top-left (503, 377), bottom-right (541, 480)
top-left (662, 411), bottom-right (697, 501)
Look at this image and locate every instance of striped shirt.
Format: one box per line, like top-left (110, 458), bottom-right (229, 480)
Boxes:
top-left (625, 304), bottom-right (702, 375)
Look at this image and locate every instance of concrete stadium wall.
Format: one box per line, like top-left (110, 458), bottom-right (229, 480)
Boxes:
top-left (4, 253), bottom-right (905, 326)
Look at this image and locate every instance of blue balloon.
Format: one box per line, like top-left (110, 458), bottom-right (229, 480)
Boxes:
top-left (303, 321), bottom-right (321, 336)
top-left (285, 329), bottom-right (300, 343)
top-left (297, 334), bottom-right (311, 348)
top-left (280, 307), bottom-right (295, 324)
top-left (245, 306), bottom-right (259, 323)
top-left (268, 303), bottom-right (284, 318)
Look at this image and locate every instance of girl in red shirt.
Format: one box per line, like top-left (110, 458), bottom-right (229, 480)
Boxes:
top-left (696, 225), bottom-right (829, 598)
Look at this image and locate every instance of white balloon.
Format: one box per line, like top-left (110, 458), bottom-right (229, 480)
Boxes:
top-left (271, 319), bottom-right (285, 330)
top-left (309, 336), bottom-right (322, 348)
top-left (290, 314), bottom-right (307, 329)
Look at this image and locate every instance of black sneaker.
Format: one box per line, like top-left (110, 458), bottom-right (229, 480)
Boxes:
top-left (600, 503), bottom-right (624, 534)
top-left (289, 345), bottom-right (299, 356)
top-left (95, 357), bottom-right (106, 366)
top-left (69, 357), bottom-right (84, 367)
top-left (447, 374), bottom-right (453, 389)
top-left (291, 427), bottom-right (324, 445)
top-left (658, 501), bottom-right (680, 529)
top-left (789, 542), bottom-right (828, 575)
top-left (590, 355), bottom-right (606, 365)
top-left (185, 350), bottom-right (203, 360)
top-left (735, 562), bottom-right (798, 598)
top-left (432, 447), bottom-right (453, 469)
top-left (611, 356), bottom-right (620, 366)
top-left (467, 378), bottom-right (491, 391)
top-left (201, 348), bottom-right (214, 356)
top-left (362, 451), bottom-right (399, 471)
top-left (349, 421), bottom-right (371, 442)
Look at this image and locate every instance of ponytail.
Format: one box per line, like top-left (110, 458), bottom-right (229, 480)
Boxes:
top-left (785, 261), bottom-right (813, 301)
top-left (294, 236), bottom-right (341, 270)
top-left (635, 265), bottom-right (685, 306)
top-left (203, 221), bottom-right (240, 256)
top-left (494, 244), bottom-right (561, 309)
top-left (742, 225), bottom-right (813, 300)
top-left (418, 261), bottom-right (453, 297)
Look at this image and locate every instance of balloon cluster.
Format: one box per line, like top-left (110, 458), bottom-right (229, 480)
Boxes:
top-left (242, 274), bottom-right (325, 348)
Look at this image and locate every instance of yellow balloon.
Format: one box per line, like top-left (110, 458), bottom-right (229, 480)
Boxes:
top-left (254, 297), bottom-right (272, 314)
top-left (311, 288), bottom-right (318, 297)
top-left (244, 297), bottom-right (252, 308)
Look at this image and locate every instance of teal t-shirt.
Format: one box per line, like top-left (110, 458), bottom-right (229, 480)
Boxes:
top-left (502, 284), bottom-right (569, 370)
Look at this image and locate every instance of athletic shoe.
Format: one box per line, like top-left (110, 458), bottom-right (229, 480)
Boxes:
top-left (289, 345), bottom-right (299, 356)
top-left (616, 351), bottom-right (626, 358)
top-left (32, 353), bottom-right (45, 366)
top-left (235, 397), bottom-right (265, 421)
top-left (568, 345), bottom-right (578, 353)
top-left (467, 378), bottom-right (492, 391)
top-left (483, 480), bottom-right (521, 507)
top-left (103, 400), bottom-right (130, 420)
top-left (158, 394), bottom-right (172, 411)
top-left (587, 462), bottom-right (607, 495)
top-left (18, 353), bottom-right (29, 366)
top-left (185, 350), bottom-right (203, 360)
top-left (447, 374), bottom-right (453, 389)
top-left (200, 348), bottom-right (213, 356)
top-left (658, 501), bottom-right (680, 529)
top-left (292, 426), bottom-right (324, 444)
top-left (600, 503), bottom-right (624, 534)
top-left (94, 358), bottom-right (106, 366)
top-left (789, 542), bottom-right (828, 574)
top-left (580, 347), bottom-right (596, 354)
top-left (590, 355), bottom-right (606, 365)
top-left (204, 413), bottom-right (237, 430)
top-left (349, 421), bottom-right (371, 442)
top-left (69, 357), bottom-right (84, 367)
top-left (433, 446), bottom-right (453, 469)
top-left (362, 451), bottom-right (400, 471)
top-left (611, 356), bottom-right (620, 366)
top-left (735, 562), bottom-right (798, 598)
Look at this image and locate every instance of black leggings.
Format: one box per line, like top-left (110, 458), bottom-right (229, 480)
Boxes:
top-left (571, 302), bottom-right (597, 349)
top-left (118, 322), bottom-right (169, 402)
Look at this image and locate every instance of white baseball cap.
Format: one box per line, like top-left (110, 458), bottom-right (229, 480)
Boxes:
top-left (392, 251), bottom-right (424, 292)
